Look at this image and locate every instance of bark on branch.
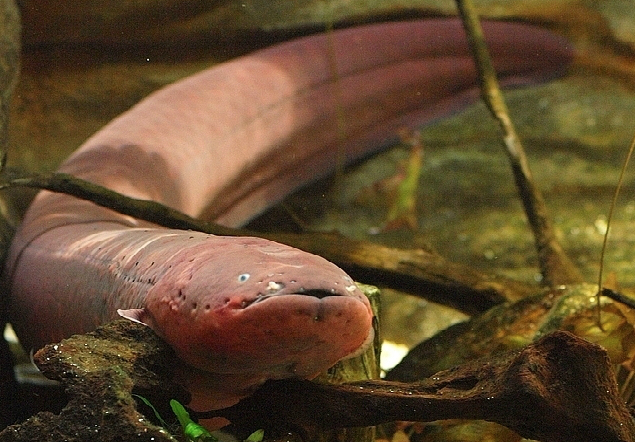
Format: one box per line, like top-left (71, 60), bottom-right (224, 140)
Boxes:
top-left (455, 0), bottom-right (583, 286)
top-left (215, 331), bottom-right (635, 442)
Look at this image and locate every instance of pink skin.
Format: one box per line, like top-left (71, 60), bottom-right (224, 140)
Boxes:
top-left (4, 19), bottom-right (572, 410)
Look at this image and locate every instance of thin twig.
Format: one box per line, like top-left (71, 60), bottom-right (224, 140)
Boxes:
top-left (455, 0), bottom-right (582, 287)
top-left (0, 172), bottom-right (232, 233)
top-left (596, 130), bottom-right (635, 324)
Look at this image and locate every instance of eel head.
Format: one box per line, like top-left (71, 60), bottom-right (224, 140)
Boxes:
top-left (119, 235), bottom-right (374, 409)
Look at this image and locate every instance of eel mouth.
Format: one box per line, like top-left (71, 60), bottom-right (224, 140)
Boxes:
top-left (242, 289), bottom-right (341, 308)
top-left (293, 289), bottom-right (339, 299)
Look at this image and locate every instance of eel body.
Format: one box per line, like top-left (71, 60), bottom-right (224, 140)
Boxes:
top-left (5, 19), bottom-right (572, 410)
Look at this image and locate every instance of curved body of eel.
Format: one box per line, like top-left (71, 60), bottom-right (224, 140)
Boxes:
top-left (4, 19), bottom-right (572, 410)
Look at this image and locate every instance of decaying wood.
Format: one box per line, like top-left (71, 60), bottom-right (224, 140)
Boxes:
top-left (217, 331), bottom-right (635, 442)
top-left (0, 320), bottom-right (184, 442)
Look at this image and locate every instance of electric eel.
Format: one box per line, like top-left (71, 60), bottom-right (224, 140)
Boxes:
top-left (4, 19), bottom-right (573, 411)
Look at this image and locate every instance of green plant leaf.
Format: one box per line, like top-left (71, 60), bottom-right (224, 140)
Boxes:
top-left (170, 399), bottom-right (217, 442)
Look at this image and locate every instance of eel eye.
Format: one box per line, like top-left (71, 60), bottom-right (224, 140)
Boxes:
top-left (238, 273), bottom-right (250, 283)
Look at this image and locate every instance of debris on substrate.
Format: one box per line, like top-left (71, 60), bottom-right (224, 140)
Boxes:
top-left (0, 316), bottom-right (632, 442)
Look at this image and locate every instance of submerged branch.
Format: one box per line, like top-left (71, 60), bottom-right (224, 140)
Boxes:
top-left (0, 172), bottom-right (534, 313)
top-left (456, 0), bottom-right (583, 287)
top-left (1, 172), bottom-right (220, 233)
top-left (217, 331), bottom-right (635, 442)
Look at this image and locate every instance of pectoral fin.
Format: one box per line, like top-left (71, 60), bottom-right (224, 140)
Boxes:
top-left (118, 308), bottom-right (152, 326)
